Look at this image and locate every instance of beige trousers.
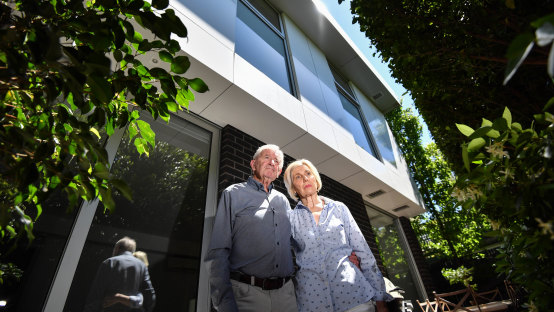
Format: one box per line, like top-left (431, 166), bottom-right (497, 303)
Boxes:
top-left (231, 279), bottom-right (298, 312)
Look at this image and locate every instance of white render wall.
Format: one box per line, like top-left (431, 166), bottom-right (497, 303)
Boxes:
top-left (167, 0), bottom-right (424, 216)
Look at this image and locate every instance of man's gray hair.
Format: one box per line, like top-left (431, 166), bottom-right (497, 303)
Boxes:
top-left (113, 236), bottom-right (137, 256)
top-left (253, 144), bottom-right (284, 170)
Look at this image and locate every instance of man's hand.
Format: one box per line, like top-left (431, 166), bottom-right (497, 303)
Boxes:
top-left (376, 300), bottom-right (389, 312)
top-left (349, 251), bottom-right (361, 269)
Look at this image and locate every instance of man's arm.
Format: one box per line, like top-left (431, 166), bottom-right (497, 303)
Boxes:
top-left (205, 190), bottom-right (238, 312)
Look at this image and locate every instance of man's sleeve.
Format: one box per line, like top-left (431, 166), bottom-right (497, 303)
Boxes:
top-left (141, 267), bottom-right (156, 312)
top-left (204, 190), bottom-right (238, 312)
top-left (83, 261), bottom-right (108, 312)
top-left (342, 203), bottom-right (393, 302)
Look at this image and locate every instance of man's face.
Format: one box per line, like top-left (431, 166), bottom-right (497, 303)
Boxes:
top-left (250, 149), bottom-right (282, 183)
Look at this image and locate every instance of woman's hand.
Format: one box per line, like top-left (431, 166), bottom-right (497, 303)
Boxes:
top-left (102, 293), bottom-right (133, 308)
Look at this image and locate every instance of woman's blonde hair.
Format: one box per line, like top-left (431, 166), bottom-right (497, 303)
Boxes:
top-left (283, 159), bottom-right (322, 201)
top-left (133, 251), bottom-right (149, 267)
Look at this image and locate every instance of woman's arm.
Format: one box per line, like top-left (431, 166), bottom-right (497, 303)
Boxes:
top-left (341, 202), bottom-right (392, 305)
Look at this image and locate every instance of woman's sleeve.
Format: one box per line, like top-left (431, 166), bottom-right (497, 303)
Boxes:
top-left (341, 203), bottom-right (393, 301)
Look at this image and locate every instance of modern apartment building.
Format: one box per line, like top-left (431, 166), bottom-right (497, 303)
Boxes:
top-left (2, 0), bottom-right (433, 311)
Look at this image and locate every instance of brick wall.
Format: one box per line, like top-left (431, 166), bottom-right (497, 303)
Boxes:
top-left (217, 125), bottom-right (384, 269)
top-left (398, 216), bottom-right (436, 296)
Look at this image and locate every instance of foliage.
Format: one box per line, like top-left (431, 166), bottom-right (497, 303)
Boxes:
top-left (386, 107), bottom-right (490, 260)
top-left (0, 259), bottom-right (22, 284)
top-left (341, 0), bottom-right (554, 173)
top-left (452, 14), bottom-right (554, 311)
top-left (454, 105), bottom-right (554, 311)
top-left (374, 224), bottom-right (409, 282)
top-left (441, 265), bottom-right (475, 288)
top-left (0, 0), bottom-right (208, 250)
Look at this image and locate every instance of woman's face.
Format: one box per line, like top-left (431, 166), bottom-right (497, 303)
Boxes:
top-left (291, 164), bottom-right (318, 199)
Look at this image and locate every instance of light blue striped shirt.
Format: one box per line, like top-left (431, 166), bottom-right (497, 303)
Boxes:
top-left (290, 197), bottom-right (392, 312)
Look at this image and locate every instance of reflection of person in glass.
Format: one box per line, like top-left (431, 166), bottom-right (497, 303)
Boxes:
top-left (84, 237), bottom-right (156, 312)
top-left (102, 251), bottom-right (151, 309)
top-left (205, 144), bottom-right (297, 312)
top-left (283, 159), bottom-right (392, 312)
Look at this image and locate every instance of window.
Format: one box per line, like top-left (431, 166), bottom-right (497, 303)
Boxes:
top-left (366, 205), bottom-right (425, 303)
top-left (62, 114), bottom-right (213, 312)
top-left (235, 0), bottom-right (295, 94)
top-left (330, 67), bottom-right (379, 158)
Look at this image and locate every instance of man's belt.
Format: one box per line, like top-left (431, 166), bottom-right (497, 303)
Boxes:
top-left (230, 271), bottom-right (291, 290)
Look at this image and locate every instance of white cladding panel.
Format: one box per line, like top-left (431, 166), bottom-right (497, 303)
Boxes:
top-left (165, 0), bottom-right (424, 216)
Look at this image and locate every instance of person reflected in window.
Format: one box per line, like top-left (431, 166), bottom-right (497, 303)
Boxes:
top-left (283, 159), bottom-right (392, 312)
top-left (84, 237), bottom-right (156, 312)
top-left (102, 251), bottom-right (151, 310)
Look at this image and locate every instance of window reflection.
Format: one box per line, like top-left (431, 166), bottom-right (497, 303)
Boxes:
top-left (338, 92), bottom-right (377, 157)
top-left (368, 207), bottom-right (420, 303)
top-left (0, 192), bottom-right (77, 312)
top-left (63, 114), bottom-right (211, 312)
top-left (236, 0), bottom-right (293, 93)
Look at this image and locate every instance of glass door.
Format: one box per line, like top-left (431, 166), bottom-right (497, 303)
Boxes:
top-left (60, 113), bottom-right (216, 312)
top-left (366, 206), bottom-right (423, 305)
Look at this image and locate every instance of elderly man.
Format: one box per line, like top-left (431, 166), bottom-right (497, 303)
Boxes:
top-left (206, 144), bottom-right (297, 312)
top-left (84, 236), bottom-right (156, 312)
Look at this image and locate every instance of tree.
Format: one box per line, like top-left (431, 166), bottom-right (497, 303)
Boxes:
top-left (452, 16), bottom-right (554, 310)
top-left (341, 0), bottom-right (554, 172)
top-left (0, 0), bottom-right (207, 258)
top-left (386, 107), bottom-right (489, 260)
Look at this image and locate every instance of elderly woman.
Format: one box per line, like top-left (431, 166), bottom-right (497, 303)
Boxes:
top-left (284, 159), bottom-right (392, 312)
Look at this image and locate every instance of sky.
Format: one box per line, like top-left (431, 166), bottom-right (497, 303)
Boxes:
top-left (317, 0), bottom-right (433, 145)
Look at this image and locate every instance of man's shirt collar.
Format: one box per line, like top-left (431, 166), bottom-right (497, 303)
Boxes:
top-left (247, 176), bottom-right (274, 192)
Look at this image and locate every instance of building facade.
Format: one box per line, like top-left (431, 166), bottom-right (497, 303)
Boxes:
top-left (1, 0), bottom-right (434, 311)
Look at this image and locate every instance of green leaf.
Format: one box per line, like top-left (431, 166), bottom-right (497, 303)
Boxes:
top-left (87, 75), bottom-right (113, 104)
top-left (90, 127), bottom-right (101, 139)
top-left (481, 118), bottom-right (492, 127)
top-left (99, 187), bottom-right (115, 213)
top-left (511, 122), bottom-right (522, 132)
top-left (469, 126), bottom-right (492, 140)
top-left (504, 33), bottom-right (535, 85)
top-left (456, 123), bottom-right (474, 137)
top-left (502, 107), bottom-right (512, 128)
top-left (133, 137), bottom-right (148, 156)
top-left (492, 118), bottom-right (508, 131)
top-left (468, 137), bottom-right (486, 152)
top-left (152, 0), bottom-right (169, 10)
top-left (159, 50), bottom-right (173, 62)
top-left (171, 56), bottom-right (190, 74)
top-left (166, 100), bottom-right (179, 112)
top-left (188, 78), bottom-right (209, 93)
top-left (486, 129), bottom-right (500, 138)
top-left (176, 89), bottom-right (189, 109)
top-left (111, 179), bottom-right (133, 201)
top-left (93, 162), bottom-right (110, 179)
top-left (544, 96), bottom-right (554, 112)
top-left (136, 120), bottom-right (155, 148)
top-left (462, 144), bottom-right (470, 172)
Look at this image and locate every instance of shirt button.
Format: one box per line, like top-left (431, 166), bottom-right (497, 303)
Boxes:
top-left (277, 242), bottom-right (280, 245)
top-left (275, 223), bottom-right (277, 226)
top-left (276, 264), bottom-right (279, 268)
